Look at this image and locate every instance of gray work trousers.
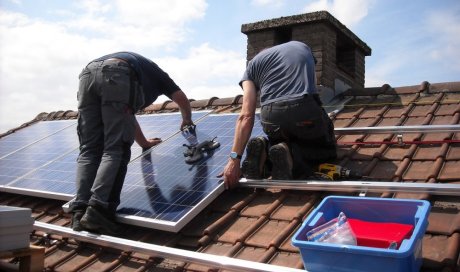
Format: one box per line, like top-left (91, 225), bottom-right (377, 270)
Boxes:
top-left (71, 59), bottom-right (136, 215)
top-left (260, 94), bottom-right (337, 178)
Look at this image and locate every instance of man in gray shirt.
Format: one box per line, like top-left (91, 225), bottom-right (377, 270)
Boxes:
top-left (222, 41), bottom-right (336, 189)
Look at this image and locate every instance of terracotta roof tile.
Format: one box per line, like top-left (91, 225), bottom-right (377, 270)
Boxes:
top-left (412, 144), bottom-right (444, 161)
top-left (446, 143), bottom-right (460, 160)
top-left (232, 246), bottom-right (273, 263)
top-left (245, 220), bottom-right (291, 248)
top-left (422, 233), bottom-right (460, 271)
top-left (269, 251), bottom-right (304, 269)
top-left (435, 103), bottom-right (459, 116)
top-left (438, 161), bottom-right (460, 181)
top-left (351, 146), bottom-right (381, 160)
top-left (427, 206), bottom-right (460, 235)
top-left (402, 159), bottom-right (443, 180)
top-left (409, 104), bottom-right (435, 117)
top-left (215, 216), bottom-right (259, 244)
top-left (358, 105), bottom-right (387, 118)
top-left (368, 160), bottom-right (400, 179)
top-left (240, 191), bottom-right (284, 217)
top-left (270, 193), bottom-right (316, 221)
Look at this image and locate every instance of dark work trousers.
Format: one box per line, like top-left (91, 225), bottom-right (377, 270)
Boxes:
top-left (71, 59), bottom-right (137, 216)
top-left (260, 94), bottom-right (337, 178)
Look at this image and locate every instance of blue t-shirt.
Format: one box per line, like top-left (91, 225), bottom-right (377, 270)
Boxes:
top-left (93, 52), bottom-right (180, 109)
top-left (240, 41), bottom-right (317, 106)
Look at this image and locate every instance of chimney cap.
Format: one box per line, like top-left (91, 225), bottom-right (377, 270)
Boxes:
top-left (241, 10), bottom-right (371, 55)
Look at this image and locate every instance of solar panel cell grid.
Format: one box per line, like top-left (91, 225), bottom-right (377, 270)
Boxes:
top-left (0, 120), bottom-right (75, 158)
top-left (0, 122), bottom-right (78, 186)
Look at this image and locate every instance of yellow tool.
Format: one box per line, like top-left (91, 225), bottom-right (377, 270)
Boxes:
top-left (316, 163), bottom-right (362, 180)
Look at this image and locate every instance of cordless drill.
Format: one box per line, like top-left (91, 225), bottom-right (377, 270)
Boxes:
top-left (317, 163), bottom-right (362, 180)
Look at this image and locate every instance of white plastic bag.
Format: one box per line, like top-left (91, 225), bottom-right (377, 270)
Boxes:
top-left (306, 212), bottom-right (357, 246)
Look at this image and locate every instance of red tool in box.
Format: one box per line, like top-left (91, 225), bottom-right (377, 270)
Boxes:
top-left (348, 219), bottom-right (414, 249)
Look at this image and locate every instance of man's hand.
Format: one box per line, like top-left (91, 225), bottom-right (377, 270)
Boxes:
top-left (141, 137), bottom-right (162, 150)
top-left (217, 159), bottom-right (242, 190)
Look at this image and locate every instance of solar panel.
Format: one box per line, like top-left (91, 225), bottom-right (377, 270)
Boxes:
top-left (2, 111), bottom-right (267, 232)
top-left (0, 122), bottom-right (78, 187)
top-left (2, 112), bottom-right (210, 199)
top-left (113, 113), bottom-right (265, 232)
top-left (0, 120), bottom-right (75, 159)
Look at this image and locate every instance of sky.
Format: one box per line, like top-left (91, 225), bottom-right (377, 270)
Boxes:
top-left (0, 0), bottom-right (459, 133)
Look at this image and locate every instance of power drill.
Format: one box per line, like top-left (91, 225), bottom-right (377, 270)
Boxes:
top-left (317, 163), bottom-right (362, 180)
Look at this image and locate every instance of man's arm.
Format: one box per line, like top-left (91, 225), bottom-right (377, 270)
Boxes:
top-left (134, 118), bottom-right (162, 149)
top-left (222, 80), bottom-right (258, 189)
top-left (170, 90), bottom-right (194, 130)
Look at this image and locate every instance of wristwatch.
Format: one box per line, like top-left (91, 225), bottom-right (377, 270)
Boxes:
top-left (229, 151), bottom-right (242, 160)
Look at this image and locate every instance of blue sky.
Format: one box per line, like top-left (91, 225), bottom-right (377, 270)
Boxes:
top-left (0, 0), bottom-right (459, 133)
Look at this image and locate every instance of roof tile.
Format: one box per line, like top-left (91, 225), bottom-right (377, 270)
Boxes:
top-left (245, 220), bottom-right (291, 248)
top-left (422, 233), bottom-right (460, 270)
top-left (233, 246), bottom-right (273, 263)
top-left (427, 206), bottom-right (460, 235)
top-left (446, 143), bottom-right (460, 160)
top-left (368, 160), bottom-right (400, 180)
top-left (240, 191), bottom-right (285, 217)
top-left (412, 144), bottom-right (444, 161)
top-left (268, 251), bottom-right (304, 269)
top-left (438, 161), bottom-right (460, 181)
top-left (435, 103), bottom-right (459, 116)
top-left (402, 160), bottom-right (442, 180)
top-left (359, 106), bottom-right (387, 118)
top-left (215, 216), bottom-right (259, 244)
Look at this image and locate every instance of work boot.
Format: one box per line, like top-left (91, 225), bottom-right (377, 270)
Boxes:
top-left (71, 211), bottom-right (85, 231)
top-left (80, 206), bottom-right (123, 236)
top-left (242, 136), bottom-right (268, 179)
top-left (269, 142), bottom-right (293, 180)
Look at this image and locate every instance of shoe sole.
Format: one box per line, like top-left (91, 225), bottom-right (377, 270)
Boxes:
top-left (270, 144), bottom-right (292, 180)
top-left (242, 138), bottom-right (266, 179)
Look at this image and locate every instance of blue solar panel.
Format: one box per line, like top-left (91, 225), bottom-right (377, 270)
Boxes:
top-left (0, 122), bottom-right (78, 186)
top-left (2, 112), bottom-right (210, 199)
top-left (1, 111), bottom-right (267, 233)
top-left (0, 120), bottom-right (75, 158)
top-left (115, 113), bottom-right (265, 232)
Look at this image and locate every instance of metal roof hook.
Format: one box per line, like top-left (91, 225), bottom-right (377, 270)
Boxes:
top-left (397, 134), bottom-right (404, 146)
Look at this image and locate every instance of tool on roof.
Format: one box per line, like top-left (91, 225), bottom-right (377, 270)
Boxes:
top-left (315, 163), bottom-right (362, 181)
top-left (183, 137), bottom-right (220, 164)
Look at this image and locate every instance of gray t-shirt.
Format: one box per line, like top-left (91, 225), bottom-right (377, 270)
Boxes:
top-left (240, 41), bottom-right (317, 106)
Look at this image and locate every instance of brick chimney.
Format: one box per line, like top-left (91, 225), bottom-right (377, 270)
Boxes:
top-left (241, 11), bottom-right (371, 99)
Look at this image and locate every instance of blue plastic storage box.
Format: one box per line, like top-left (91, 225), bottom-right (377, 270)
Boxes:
top-left (291, 196), bottom-right (430, 272)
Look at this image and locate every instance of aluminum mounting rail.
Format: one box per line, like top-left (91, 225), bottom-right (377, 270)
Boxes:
top-left (33, 221), bottom-right (306, 272)
top-left (334, 124), bottom-right (460, 135)
top-left (239, 178), bottom-right (460, 196)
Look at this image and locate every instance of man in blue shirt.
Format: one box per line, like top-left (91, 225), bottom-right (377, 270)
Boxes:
top-left (70, 52), bottom-right (194, 235)
top-left (222, 41), bottom-right (336, 189)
